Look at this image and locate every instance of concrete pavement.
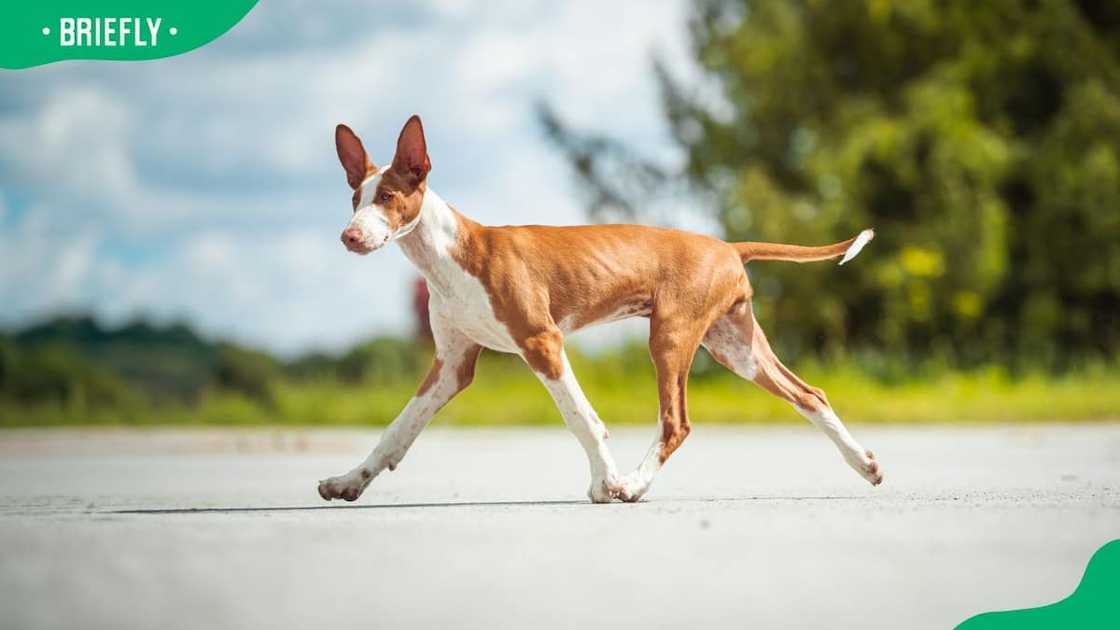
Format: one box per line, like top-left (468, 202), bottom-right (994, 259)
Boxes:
top-left (1, 424), bottom-right (1117, 629)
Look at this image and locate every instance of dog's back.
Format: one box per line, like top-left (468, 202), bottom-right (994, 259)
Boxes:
top-left (450, 217), bottom-right (750, 333)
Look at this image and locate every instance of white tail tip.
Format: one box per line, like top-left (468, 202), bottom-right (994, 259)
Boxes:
top-left (838, 228), bottom-right (874, 266)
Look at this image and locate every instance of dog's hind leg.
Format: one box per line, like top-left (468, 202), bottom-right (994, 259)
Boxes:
top-left (702, 300), bottom-right (883, 486)
top-left (616, 313), bottom-right (707, 502)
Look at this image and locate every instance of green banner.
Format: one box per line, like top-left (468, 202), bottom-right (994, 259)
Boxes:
top-left (0, 1), bottom-right (258, 69)
top-left (957, 540), bottom-right (1120, 629)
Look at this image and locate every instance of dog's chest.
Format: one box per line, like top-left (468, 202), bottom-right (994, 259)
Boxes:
top-left (427, 263), bottom-right (519, 353)
top-left (397, 197), bottom-right (520, 354)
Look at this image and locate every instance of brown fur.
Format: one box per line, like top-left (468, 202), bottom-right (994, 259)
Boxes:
top-left (350, 161), bottom-right (379, 210)
top-left (704, 301), bottom-right (828, 411)
top-left (416, 357), bottom-right (444, 397)
top-left (373, 169), bottom-right (427, 231)
top-left (336, 124), bottom-right (376, 190)
top-left (733, 235), bottom-right (861, 263)
top-left (455, 345), bottom-right (483, 390)
top-left (446, 213), bottom-right (753, 459)
top-left (347, 116), bottom-right (430, 229)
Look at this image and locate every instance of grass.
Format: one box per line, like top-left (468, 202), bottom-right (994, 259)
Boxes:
top-left (3, 349), bottom-right (1119, 427)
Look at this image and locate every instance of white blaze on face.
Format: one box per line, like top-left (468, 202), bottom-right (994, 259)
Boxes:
top-left (345, 167), bottom-right (394, 251)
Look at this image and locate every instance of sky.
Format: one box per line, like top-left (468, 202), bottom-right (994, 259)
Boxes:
top-left (0, 0), bottom-right (698, 356)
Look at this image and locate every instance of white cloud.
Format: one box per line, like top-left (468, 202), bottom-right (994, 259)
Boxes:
top-left (0, 87), bottom-right (137, 208)
top-left (0, 206), bottom-right (101, 319)
top-left (0, 0), bottom-right (696, 354)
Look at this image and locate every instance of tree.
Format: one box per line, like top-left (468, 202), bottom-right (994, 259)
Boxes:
top-left (214, 344), bottom-right (282, 405)
top-left (543, 0), bottom-right (1120, 370)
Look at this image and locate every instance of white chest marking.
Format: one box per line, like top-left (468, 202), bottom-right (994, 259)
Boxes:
top-left (398, 189), bottom-right (519, 354)
top-left (429, 276), bottom-right (519, 353)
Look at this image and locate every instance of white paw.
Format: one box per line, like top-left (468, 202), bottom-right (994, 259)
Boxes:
top-left (845, 449), bottom-right (883, 486)
top-left (615, 472), bottom-right (650, 503)
top-left (317, 469), bottom-right (372, 502)
top-left (587, 474), bottom-right (623, 504)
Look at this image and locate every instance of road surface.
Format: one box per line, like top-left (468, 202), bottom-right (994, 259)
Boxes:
top-left (1, 424), bottom-right (1117, 629)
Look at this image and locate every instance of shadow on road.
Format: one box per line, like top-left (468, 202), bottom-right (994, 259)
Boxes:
top-left (113, 499), bottom-right (588, 514)
top-left (111, 495), bottom-right (865, 514)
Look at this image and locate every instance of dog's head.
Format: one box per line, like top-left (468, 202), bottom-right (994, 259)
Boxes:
top-left (335, 115), bottom-right (431, 255)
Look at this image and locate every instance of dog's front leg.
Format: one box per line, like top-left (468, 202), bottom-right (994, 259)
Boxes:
top-left (318, 327), bottom-right (481, 502)
top-left (522, 332), bottom-right (620, 503)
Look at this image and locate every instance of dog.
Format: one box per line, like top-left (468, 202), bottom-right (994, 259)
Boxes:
top-left (318, 115), bottom-right (881, 504)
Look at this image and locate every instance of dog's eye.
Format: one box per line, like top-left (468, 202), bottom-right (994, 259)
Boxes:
top-left (378, 191), bottom-right (392, 203)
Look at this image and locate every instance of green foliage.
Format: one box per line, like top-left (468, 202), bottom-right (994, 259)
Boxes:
top-left (214, 344), bottom-right (281, 405)
top-left (335, 337), bottom-right (424, 384)
top-left (3, 329), bottom-right (1119, 427)
top-left (14, 315), bottom-right (220, 401)
top-left (288, 337), bottom-right (424, 385)
top-left (0, 339), bottom-right (139, 412)
top-left (543, 0), bottom-right (1120, 369)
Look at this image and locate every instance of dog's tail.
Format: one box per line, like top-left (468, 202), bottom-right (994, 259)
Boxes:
top-left (732, 229), bottom-right (874, 266)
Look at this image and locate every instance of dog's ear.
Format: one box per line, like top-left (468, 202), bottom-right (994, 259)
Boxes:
top-left (335, 124), bottom-right (375, 189)
top-left (392, 115), bottom-right (431, 183)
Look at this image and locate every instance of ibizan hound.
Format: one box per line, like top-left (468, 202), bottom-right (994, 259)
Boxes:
top-left (318, 115), bottom-right (881, 504)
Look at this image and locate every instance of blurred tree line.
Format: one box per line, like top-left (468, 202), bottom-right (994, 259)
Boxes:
top-left (0, 316), bottom-right (423, 416)
top-left (542, 0), bottom-right (1120, 371)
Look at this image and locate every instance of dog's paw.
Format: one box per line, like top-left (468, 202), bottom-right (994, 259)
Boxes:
top-left (615, 473), bottom-right (650, 503)
top-left (846, 449), bottom-right (883, 486)
top-left (587, 475), bottom-right (623, 504)
top-left (317, 470), bottom-right (371, 502)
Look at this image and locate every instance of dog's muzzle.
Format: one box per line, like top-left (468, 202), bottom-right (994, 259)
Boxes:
top-left (341, 227), bottom-right (381, 254)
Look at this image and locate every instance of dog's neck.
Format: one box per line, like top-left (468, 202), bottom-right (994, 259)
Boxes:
top-left (395, 185), bottom-right (472, 294)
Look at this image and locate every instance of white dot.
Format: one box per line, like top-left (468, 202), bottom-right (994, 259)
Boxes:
top-left (169, 27), bottom-right (178, 36)
top-left (41, 26), bottom-right (50, 36)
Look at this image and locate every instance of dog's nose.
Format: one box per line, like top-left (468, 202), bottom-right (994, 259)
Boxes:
top-left (341, 227), bottom-right (363, 248)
